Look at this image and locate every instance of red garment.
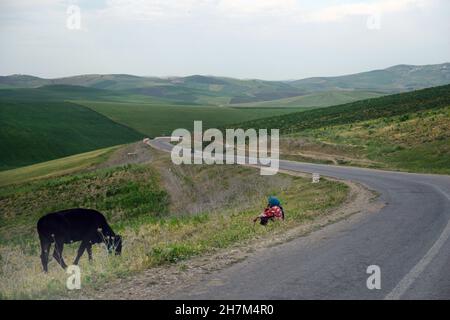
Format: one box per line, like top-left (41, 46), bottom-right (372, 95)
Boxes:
top-left (263, 205), bottom-right (283, 220)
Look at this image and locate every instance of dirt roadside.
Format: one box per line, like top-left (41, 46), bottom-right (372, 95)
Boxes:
top-left (80, 168), bottom-right (383, 300)
top-left (93, 142), bottom-right (153, 169)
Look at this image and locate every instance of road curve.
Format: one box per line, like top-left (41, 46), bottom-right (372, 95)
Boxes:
top-left (149, 138), bottom-right (450, 299)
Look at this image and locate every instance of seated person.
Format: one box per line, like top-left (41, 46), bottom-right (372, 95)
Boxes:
top-left (253, 196), bottom-right (285, 225)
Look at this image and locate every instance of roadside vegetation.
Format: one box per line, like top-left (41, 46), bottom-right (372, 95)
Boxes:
top-left (0, 144), bottom-right (348, 299)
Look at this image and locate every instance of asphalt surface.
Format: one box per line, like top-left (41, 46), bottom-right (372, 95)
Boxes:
top-left (149, 138), bottom-right (450, 299)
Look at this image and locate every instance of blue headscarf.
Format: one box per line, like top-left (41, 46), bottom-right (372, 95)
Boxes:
top-left (268, 196), bottom-right (280, 207)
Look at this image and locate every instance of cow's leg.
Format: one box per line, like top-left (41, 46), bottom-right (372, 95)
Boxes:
top-left (53, 238), bottom-right (67, 269)
top-left (86, 243), bottom-right (93, 262)
top-left (39, 237), bottom-right (51, 273)
top-left (73, 239), bottom-right (88, 265)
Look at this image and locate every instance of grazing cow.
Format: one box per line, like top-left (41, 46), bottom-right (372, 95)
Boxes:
top-left (37, 208), bottom-right (122, 272)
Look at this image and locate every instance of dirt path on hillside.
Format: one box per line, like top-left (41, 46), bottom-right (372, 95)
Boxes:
top-left (79, 169), bottom-right (381, 300)
top-left (93, 142), bottom-right (152, 170)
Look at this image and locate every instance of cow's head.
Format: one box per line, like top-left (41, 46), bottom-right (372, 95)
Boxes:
top-left (107, 235), bottom-right (122, 255)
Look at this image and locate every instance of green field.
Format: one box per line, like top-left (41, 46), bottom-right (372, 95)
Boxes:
top-left (76, 100), bottom-right (307, 137)
top-left (0, 99), bottom-right (142, 170)
top-left (0, 85), bottom-right (187, 105)
top-left (230, 90), bottom-right (384, 109)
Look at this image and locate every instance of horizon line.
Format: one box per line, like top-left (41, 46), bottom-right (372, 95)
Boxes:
top-left (2, 61), bottom-right (449, 83)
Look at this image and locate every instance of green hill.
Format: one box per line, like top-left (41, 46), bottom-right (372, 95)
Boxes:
top-left (229, 90), bottom-right (384, 109)
top-left (0, 146), bottom-right (118, 187)
top-left (0, 85), bottom-right (122, 101)
top-left (235, 85), bottom-right (450, 174)
top-left (0, 85), bottom-right (308, 171)
top-left (2, 63), bottom-right (448, 105)
top-left (236, 84), bottom-right (450, 133)
top-left (0, 99), bottom-right (142, 170)
top-left (0, 85), bottom-right (186, 105)
top-left (0, 74), bottom-right (304, 105)
top-left (289, 63), bottom-right (450, 93)
top-left (1, 70), bottom-right (448, 172)
top-left (0, 74), bottom-right (162, 90)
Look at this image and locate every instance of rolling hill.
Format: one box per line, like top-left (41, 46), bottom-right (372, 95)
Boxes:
top-left (1, 64), bottom-right (449, 171)
top-left (0, 74), bottom-right (304, 105)
top-left (229, 90), bottom-right (384, 109)
top-left (289, 63), bottom-right (450, 93)
top-left (0, 98), bottom-right (142, 170)
top-left (0, 84), bottom-right (190, 105)
top-left (235, 84), bottom-right (450, 174)
top-left (1, 63), bottom-right (448, 105)
top-left (235, 84), bottom-right (450, 133)
top-left (0, 85), bottom-right (307, 170)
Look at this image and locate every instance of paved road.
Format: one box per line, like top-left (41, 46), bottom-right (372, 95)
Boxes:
top-left (149, 138), bottom-right (450, 299)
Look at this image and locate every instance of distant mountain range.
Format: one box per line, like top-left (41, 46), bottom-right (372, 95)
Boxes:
top-left (289, 63), bottom-right (450, 93)
top-left (1, 63), bottom-right (449, 105)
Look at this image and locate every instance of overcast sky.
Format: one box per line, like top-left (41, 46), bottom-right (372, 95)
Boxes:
top-left (0, 0), bottom-right (449, 80)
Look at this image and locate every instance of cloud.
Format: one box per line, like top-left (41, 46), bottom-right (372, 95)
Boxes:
top-left (0, 0), bottom-right (65, 19)
top-left (217, 0), bottom-right (298, 17)
top-left (0, 0), bottom-right (66, 32)
top-left (304, 0), bottom-right (432, 22)
top-left (100, 0), bottom-right (212, 20)
top-left (96, 0), bottom-right (300, 21)
top-left (91, 0), bottom-right (435, 25)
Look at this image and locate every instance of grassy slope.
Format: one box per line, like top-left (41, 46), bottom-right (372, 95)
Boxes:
top-left (78, 100), bottom-right (307, 137)
top-left (0, 147), bottom-right (348, 299)
top-left (287, 106), bottom-right (450, 173)
top-left (0, 146), bottom-right (118, 187)
top-left (0, 85), bottom-right (188, 105)
top-left (237, 85), bottom-right (450, 174)
top-left (236, 84), bottom-right (450, 133)
top-left (289, 63), bottom-right (450, 93)
top-left (0, 85), bottom-right (122, 101)
top-left (229, 90), bottom-right (384, 109)
top-left (0, 99), bottom-right (142, 170)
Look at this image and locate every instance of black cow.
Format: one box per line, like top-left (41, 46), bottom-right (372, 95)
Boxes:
top-left (37, 208), bottom-right (122, 272)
